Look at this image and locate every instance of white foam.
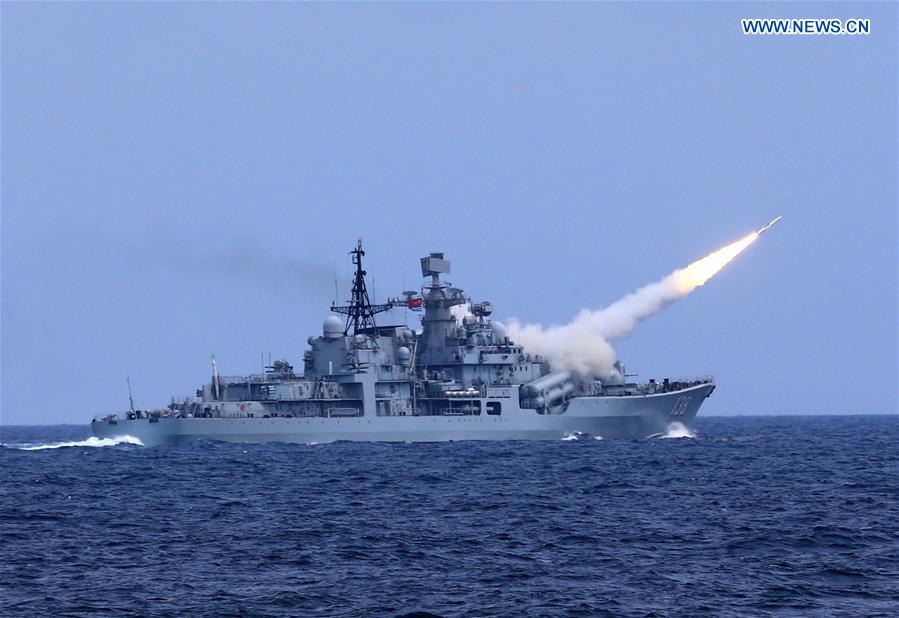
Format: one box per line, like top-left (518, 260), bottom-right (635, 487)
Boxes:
top-left (661, 422), bottom-right (696, 439)
top-left (8, 435), bottom-right (144, 450)
top-left (561, 432), bottom-right (602, 441)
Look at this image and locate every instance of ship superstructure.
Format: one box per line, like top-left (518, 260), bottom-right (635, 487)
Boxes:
top-left (92, 242), bottom-right (714, 445)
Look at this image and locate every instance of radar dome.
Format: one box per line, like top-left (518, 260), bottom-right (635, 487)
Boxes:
top-left (323, 316), bottom-right (343, 339)
top-left (397, 346), bottom-right (411, 365)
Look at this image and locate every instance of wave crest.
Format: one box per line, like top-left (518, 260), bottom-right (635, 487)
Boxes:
top-left (7, 436), bottom-right (144, 450)
top-left (561, 432), bottom-right (602, 441)
top-left (661, 422), bottom-right (696, 439)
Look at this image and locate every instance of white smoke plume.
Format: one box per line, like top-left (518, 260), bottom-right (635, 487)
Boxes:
top-left (505, 232), bottom-right (759, 380)
top-left (450, 302), bottom-right (472, 325)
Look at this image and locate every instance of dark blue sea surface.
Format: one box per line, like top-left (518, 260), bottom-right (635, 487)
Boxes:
top-left (1, 416), bottom-right (897, 616)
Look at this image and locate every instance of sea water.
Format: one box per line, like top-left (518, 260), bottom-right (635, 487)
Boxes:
top-left (1, 416), bottom-right (896, 616)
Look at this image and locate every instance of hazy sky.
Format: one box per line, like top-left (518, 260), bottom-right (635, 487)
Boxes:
top-left (2, 2), bottom-right (896, 425)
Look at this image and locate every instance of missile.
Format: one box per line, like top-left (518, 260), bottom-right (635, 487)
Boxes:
top-left (757, 216), bottom-right (782, 235)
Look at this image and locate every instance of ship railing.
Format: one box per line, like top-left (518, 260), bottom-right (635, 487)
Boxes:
top-left (217, 373), bottom-right (302, 384)
top-left (93, 413), bottom-right (120, 422)
top-left (650, 376), bottom-right (715, 389)
top-left (662, 376), bottom-right (715, 386)
top-left (599, 376), bottom-right (715, 397)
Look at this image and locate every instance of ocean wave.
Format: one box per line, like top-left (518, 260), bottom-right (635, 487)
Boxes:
top-left (5, 436), bottom-right (144, 450)
top-left (561, 432), bottom-right (602, 441)
top-left (0, 416), bottom-right (896, 616)
top-left (661, 422), bottom-right (696, 439)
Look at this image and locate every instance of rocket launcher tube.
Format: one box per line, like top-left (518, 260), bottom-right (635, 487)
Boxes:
top-left (522, 371), bottom-right (572, 398)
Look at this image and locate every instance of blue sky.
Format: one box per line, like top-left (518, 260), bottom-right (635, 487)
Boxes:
top-left (2, 2), bottom-right (896, 424)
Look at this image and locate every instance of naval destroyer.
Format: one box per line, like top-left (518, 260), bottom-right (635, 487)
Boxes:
top-left (92, 242), bottom-right (714, 445)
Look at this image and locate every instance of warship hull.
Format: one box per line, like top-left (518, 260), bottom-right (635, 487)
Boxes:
top-left (92, 383), bottom-right (713, 446)
top-left (92, 243), bottom-right (719, 446)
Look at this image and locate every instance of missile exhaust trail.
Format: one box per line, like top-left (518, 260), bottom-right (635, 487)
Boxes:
top-left (506, 217), bottom-right (783, 379)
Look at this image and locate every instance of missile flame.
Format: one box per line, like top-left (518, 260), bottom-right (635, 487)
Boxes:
top-left (672, 231), bottom-right (759, 293)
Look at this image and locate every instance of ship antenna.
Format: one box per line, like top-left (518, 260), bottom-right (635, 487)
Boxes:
top-left (402, 274), bottom-right (408, 327)
top-left (211, 354), bottom-right (221, 400)
top-left (333, 263), bottom-right (339, 306)
top-left (330, 239), bottom-right (394, 335)
top-left (126, 377), bottom-right (136, 414)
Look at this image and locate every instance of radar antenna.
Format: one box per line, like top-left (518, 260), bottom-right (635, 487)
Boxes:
top-left (330, 240), bottom-right (394, 335)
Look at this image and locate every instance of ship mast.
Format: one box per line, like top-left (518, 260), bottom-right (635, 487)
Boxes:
top-left (330, 240), bottom-right (393, 335)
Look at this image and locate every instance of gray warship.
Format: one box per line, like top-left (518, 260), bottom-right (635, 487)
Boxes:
top-left (92, 242), bottom-right (714, 445)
